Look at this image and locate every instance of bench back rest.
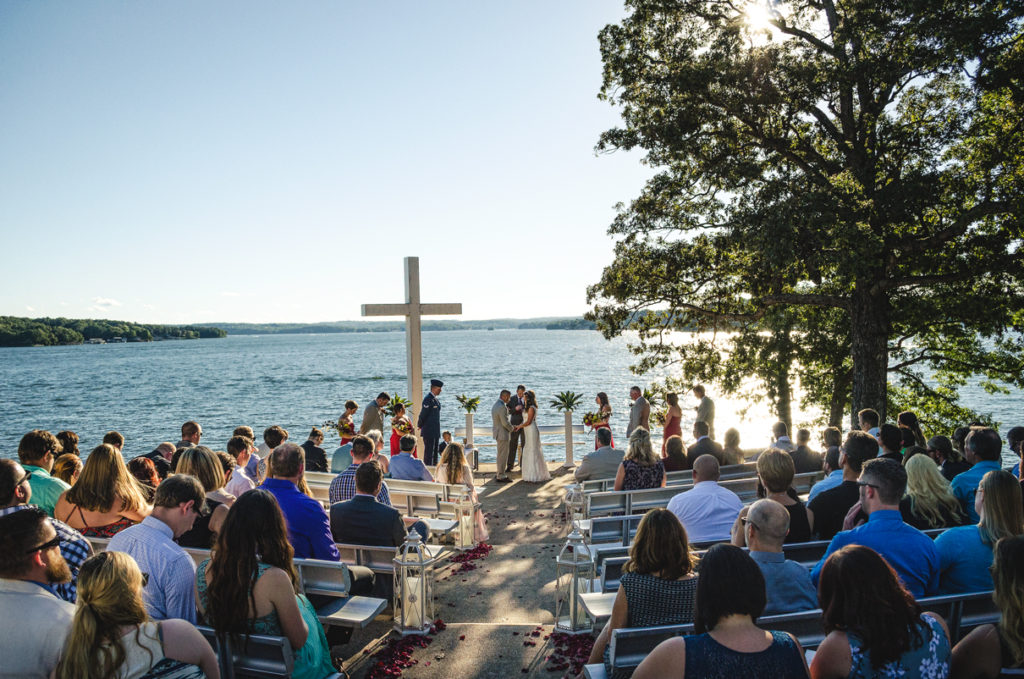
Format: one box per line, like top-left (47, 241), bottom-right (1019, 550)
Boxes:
top-left (196, 626), bottom-right (295, 679)
top-left (581, 462), bottom-right (760, 493)
top-left (296, 559), bottom-right (352, 597)
top-left (335, 543), bottom-right (399, 574)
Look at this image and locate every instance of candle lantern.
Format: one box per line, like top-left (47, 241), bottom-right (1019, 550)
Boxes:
top-left (454, 492), bottom-right (476, 550)
top-left (564, 482), bottom-right (585, 527)
top-left (554, 527), bottom-right (595, 634)
top-left (393, 529), bottom-right (434, 635)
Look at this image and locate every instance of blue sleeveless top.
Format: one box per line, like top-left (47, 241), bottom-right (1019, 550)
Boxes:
top-left (847, 613), bottom-right (950, 679)
top-left (683, 630), bottom-right (808, 679)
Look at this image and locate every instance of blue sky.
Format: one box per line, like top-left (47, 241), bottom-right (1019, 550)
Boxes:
top-left (0, 1), bottom-right (651, 323)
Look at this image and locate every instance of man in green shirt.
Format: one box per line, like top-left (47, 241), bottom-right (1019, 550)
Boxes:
top-left (18, 430), bottom-right (69, 518)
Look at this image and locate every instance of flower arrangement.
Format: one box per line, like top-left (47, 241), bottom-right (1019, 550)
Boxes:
top-left (455, 394), bottom-right (481, 413)
top-left (582, 411), bottom-right (608, 427)
top-left (321, 419), bottom-right (354, 440)
top-left (392, 417), bottom-right (413, 434)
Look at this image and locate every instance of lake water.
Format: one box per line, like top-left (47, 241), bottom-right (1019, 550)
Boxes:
top-left (1, 330), bottom-right (1020, 464)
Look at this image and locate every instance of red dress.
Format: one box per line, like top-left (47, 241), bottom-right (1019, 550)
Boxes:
top-left (593, 409), bottom-right (615, 450)
top-left (662, 414), bottom-right (682, 454)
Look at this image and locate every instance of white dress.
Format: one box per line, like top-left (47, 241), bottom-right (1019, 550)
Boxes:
top-left (520, 406), bottom-right (550, 482)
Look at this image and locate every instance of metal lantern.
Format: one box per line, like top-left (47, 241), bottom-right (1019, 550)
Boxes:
top-left (393, 529), bottom-right (434, 635)
top-left (564, 482), bottom-right (585, 527)
top-left (554, 527), bottom-right (595, 634)
top-left (454, 492), bottom-right (476, 550)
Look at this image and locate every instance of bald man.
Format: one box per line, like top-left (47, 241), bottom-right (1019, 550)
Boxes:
top-left (666, 455), bottom-right (743, 543)
top-left (737, 499), bottom-right (817, 614)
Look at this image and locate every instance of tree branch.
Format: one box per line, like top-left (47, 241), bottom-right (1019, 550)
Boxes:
top-left (761, 292), bottom-right (847, 308)
top-left (896, 201), bottom-right (1009, 255)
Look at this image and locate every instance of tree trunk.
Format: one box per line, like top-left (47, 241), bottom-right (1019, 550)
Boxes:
top-left (775, 361), bottom-right (792, 434)
top-left (849, 285), bottom-right (890, 429)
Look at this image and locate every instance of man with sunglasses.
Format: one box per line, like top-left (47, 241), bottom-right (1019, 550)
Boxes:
top-left (108, 474), bottom-right (206, 623)
top-left (0, 506), bottom-right (75, 678)
top-left (810, 458), bottom-right (940, 598)
top-left (0, 459), bottom-right (91, 604)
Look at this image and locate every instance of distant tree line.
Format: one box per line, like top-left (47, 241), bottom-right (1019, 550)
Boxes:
top-left (0, 316), bottom-right (226, 347)
top-left (213, 317), bottom-right (597, 335)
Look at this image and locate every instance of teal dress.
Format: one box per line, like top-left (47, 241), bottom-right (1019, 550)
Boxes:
top-left (847, 613), bottom-right (950, 679)
top-left (197, 560), bottom-right (336, 679)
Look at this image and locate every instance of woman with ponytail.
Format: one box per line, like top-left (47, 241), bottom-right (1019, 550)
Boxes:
top-left (57, 551), bottom-right (217, 679)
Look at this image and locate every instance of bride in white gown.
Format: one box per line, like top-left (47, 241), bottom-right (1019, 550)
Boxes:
top-left (520, 390), bottom-right (550, 483)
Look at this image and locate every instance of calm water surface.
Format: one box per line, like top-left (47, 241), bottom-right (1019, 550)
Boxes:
top-left (1, 331), bottom-right (1019, 463)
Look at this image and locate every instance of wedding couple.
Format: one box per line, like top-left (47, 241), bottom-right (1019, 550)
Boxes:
top-left (491, 387), bottom-right (549, 483)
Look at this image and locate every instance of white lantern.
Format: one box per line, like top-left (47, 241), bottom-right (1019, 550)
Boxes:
top-left (564, 482), bottom-right (585, 528)
top-left (554, 527), bottom-right (595, 634)
top-left (393, 529), bottom-right (434, 635)
top-left (454, 492), bottom-right (476, 550)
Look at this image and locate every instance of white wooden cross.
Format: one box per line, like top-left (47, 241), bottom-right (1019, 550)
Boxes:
top-left (361, 257), bottom-right (462, 437)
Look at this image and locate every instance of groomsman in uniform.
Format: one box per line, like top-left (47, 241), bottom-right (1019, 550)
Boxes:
top-left (418, 379), bottom-right (444, 466)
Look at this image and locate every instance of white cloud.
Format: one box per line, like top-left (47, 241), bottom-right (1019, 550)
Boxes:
top-left (25, 305), bottom-right (35, 312)
top-left (92, 297), bottom-right (122, 308)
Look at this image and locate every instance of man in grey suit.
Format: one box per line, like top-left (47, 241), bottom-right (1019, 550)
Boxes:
top-left (693, 384), bottom-right (715, 440)
top-left (360, 392), bottom-right (389, 435)
top-left (626, 386), bottom-right (650, 439)
top-left (492, 390), bottom-right (515, 482)
top-left (574, 428), bottom-right (624, 481)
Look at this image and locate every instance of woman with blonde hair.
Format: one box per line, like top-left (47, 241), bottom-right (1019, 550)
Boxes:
top-left (614, 429), bottom-right (666, 491)
top-left (586, 508), bottom-right (699, 678)
top-left (951, 535), bottom-right (1024, 677)
top-left (899, 454), bottom-right (964, 530)
top-left (436, 442), bottom-right (487, 542)
top-left (721, 428), bottom-right (744, 466)
top-left (934, 469), bottom-right (1024, 594)
top-left (55, 444), bottom-right (150, 537)
top-left (364, 429), bottom-right (391, 474)
top-left (175, 446), bottom-right (234, 548)
top-left (52, 453), bottom-right (82, 486)
top-left (733, 449), bottom-right (813, 545)
top-left (57, 551), bottom-right (218, 679)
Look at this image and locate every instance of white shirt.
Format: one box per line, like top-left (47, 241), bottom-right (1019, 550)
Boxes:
top-left (666, 480), bottom-right (744, 544)
top-left (225, 464), bottom-right (256, 498)
top-left (0, 578), bottom-right (75, 678)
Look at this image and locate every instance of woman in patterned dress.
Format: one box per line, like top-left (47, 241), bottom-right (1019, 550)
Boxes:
top-left (613, 429), bottom-right (666, 491)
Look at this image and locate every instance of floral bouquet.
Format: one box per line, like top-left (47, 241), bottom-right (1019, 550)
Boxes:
top-left (582, 412), bottom-right (607, 427)
top-left (392, 417), bottom-right (413, 434)
top-left (336, 418), bottom-right (356, 438)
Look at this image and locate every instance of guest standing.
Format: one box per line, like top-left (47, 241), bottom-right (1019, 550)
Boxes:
top-left (693, 385), bottom-right (715, 441)
top-left (632, 544), bottom-right (809, 679)
top-left (614, 429), bottom-right (665, 492)
top-left (811, 545), bottom-right (951, 679)
top-left (898, 410), bottom-right (928, 448)
top-left (55, 444), bottom-right (151, 537)
top-left (662, 393), bottom-right (682, 455)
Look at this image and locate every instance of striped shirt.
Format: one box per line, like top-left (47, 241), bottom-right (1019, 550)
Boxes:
top-left (328, 464), bottom-right (392, 506)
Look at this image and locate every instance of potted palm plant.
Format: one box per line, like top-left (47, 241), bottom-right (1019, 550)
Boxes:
top-left (455, 394), bottom-right (481, 450)
top-left (550, 391), bottom-right (584, 467)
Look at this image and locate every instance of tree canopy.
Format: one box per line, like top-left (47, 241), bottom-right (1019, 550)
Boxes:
top-left (587, 0), bottom-right (1024, 430)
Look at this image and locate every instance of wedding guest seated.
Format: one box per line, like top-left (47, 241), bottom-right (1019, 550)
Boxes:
top-left (57, 551), bottom-right (217, 679)
top-left (225, 435), bottom-right (257, 497)
top-left (667, 455), bottom-right (743, 544)
top-left (263, 443), bottom-right (340, 561)
top-left (436, 442), bottom-right (488, 543)
top-left (365, 429), bottom-right (391, 474)
top-left (196, 489), bottom-right (344, 678)
top-left (0, 459), bottom-right (92, 603)
top-left (663, 434), bottom-right (690, 472)
top-left (102, 430), bottom-right (125, 452)
top-left (614, 429), bottom-right (666, 491)
top-left (811, 545), bottom-right (951, 679)
top-left (1008, 426), bottom-right (1024, 478)
top-left (56, 430), bottom-right (80, 457)
top-left (721, 427), bottom-right (745, 466)
top-left (770, 421), bottom-right (796, 453)
top-left (0, 507), bottom-right (75, 678)
top-left (331, 460), bottom-right (427, 545)
top-left (329, 435), bottom-right (392, 505)
top-left (752, 449), bottom-right (813, 543)
top-left (390, 435), bottom-right (434, 482)
top-left (51, 453), bottom-right (82, 486)
top-left (734, 499), bottom-right (817, 614)
top-left (878, 423), bottom-right (903, 462)
top-left (632, 544), bottom-right (809, 679)
top-left (233, 425), bottom-right (261, 478)
top-left (808, 431), bottom-right (877, 540)
top-left (950, 535), bottom-right (1024, 678)
top-left (575, 427), bottom-right (624, 481)
top-left (808, 439), bottom-right (843, 503)
top-left (901, 445), bottom-right (929, 467)
top-left (177, 420), bottom-right (203, 449)
top-left (790, 429), bottom-right (823, 474)
top-left (331, 440), bottom-right (353, 474)
top-left (899, 454), bottom-right (965, 530)
top-left (17, 429), bottom-right (68, 517)
top-left (934, 469), bottom-right (1023, 594)
top-left (928, 435), bottom-right (971, 482)
top-left (686, 421), bottom-right (724, 467)
top-left (587, 509), bottom-right (699, 678)
top-left (127, 456), bottom-right (160, 502)
top-left (108, 474), bottom-right (206, 623)
top-left (141, 442), bottom-right (175, 479)
top-left (256, 425), bottom-right (289, 480)
top-left (175, 446), bottom-right (234, 548)
top-left (952, 427), bottom-right (1004, 523)
top-left (302, 427), bottom-right (329, 473)
top-left (859, 408), bottom-right (881, 438)
top-left (898, 410), bottom-right (927, 447)
top-left (811, 458), bottom-right (940, 598)
top-left (55, 443), bottom-right (151, 537)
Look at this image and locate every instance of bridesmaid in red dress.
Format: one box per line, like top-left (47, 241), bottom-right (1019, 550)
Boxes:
top-left (662, 392), bottom-right (683, 455)
top-left (390, 403), bottom-right (415, 456)
top-left (593, 392), bottom-right (615, 450)
top-left (337, 400), bottom-right (359, 445)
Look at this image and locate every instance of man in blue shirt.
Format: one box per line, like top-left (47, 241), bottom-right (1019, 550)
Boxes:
top-left (807, 443), bottom-right (843, 503)
top-left (262, 443), bottom-right (339, 561)
top-left (951, 427), bottom-right (1004, 523)
top-left (390, 435), bottom-right (434, 482)
top-left (742, 499), bottom-right (817, 615)
top-left (811, 458), bottom-right (940, 598)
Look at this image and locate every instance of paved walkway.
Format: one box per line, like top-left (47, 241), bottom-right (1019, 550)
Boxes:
top-left (340, 461), bottom-right (585, 678)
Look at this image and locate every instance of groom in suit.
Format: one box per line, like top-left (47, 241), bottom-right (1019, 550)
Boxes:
top-left (506, 385), bottom-right (526, 474)
top-left (492, 390), bottom-right (515, 482)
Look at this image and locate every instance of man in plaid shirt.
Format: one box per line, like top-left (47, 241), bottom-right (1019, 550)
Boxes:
top-left (0, 459), bottom-right (91, 603)
top-left (329, 435), bottom-right (392, 506)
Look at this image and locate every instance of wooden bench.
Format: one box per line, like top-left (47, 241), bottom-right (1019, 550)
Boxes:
top-left (584, 471), bottom-right (823, 518)
top-left (579, 462), bottom-right (758, 493)
top-left (581, 591), bottom-right (998, 678)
